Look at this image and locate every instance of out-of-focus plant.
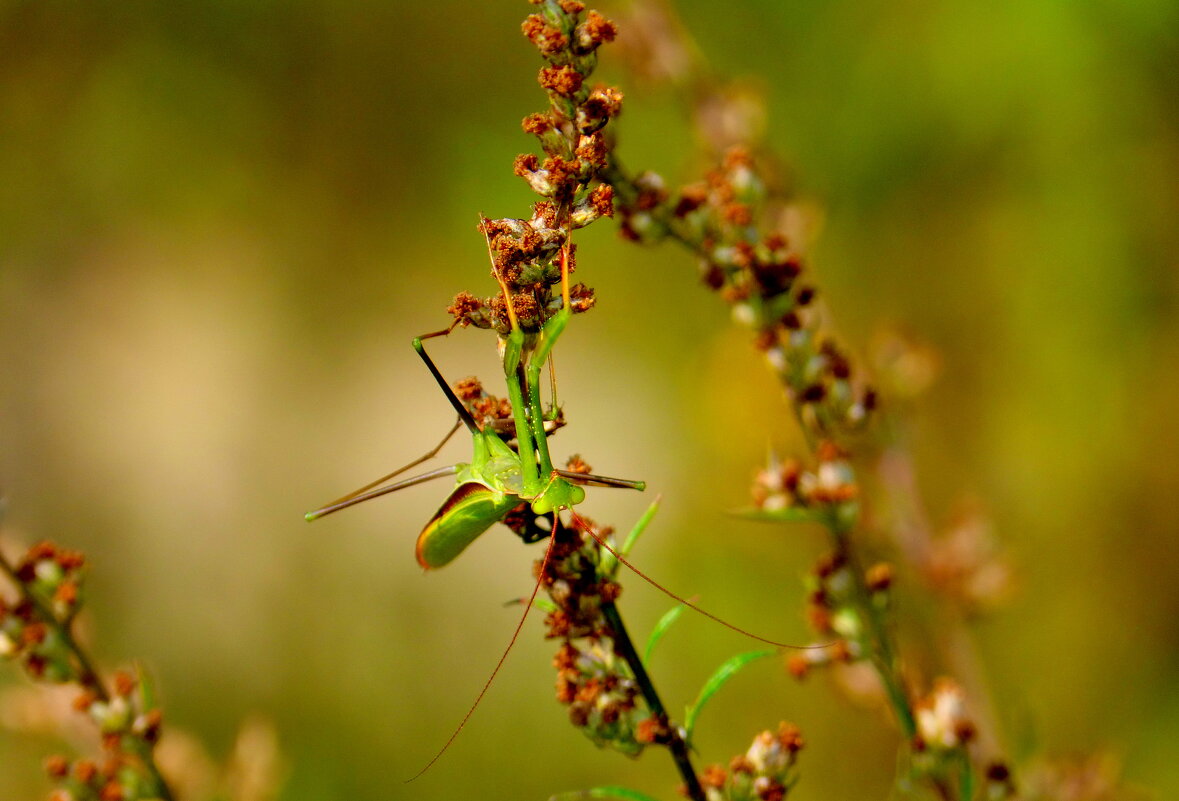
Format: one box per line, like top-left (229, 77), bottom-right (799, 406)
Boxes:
top-left (305, 0), bottom-right (1144, 798)
top-left (0, 538), bottom-right (176, 801)
top-left (0, 532), bottom-right (285, 801)
top-left (2, 1), bottom-right (1148, 800)
top-left (589, 4), bottom-right (989, 795)
top-left (304, 3), bottom-right (814, 799)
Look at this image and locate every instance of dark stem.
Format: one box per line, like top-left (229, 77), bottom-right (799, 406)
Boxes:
top-left (601, 601), bottom-right (706, 801)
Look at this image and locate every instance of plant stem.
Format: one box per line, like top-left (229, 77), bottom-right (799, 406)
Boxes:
top-left (831, 530), bottom-right (917, 739)
top-left (879, 443), bottom-right (1007, 762)
top-left (606, 157), bottom-right (920, 741)
top-left (0, 547), bottom-right (176, 801)
top-left (601, 601), bottom-right (706, 801)
top-left (0, 549), bottom-right (108, 697)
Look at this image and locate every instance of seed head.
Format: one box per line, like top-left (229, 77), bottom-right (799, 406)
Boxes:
top-left (522, 112), bottom-right (555, 136)
top-left (74, 759), bottom-right (98, 783)
top-left (578, 85), bottom-right (624, 133)
top-left (574, 11), bottom-right (618, 54)
top-left (112, 670), bottom-right (136, 697)
top-left (915, 678), bottom-right (974, 750)
top-left (539, 65), bottom-right (584, 97)
top-left (44, 754), bottom-right (70, 779)
top-left (701, 764), bottom-right (727, 789)
top-left (522, 14), bottom-right (568, 56)
top-left (865, 562), bottom-right (893, 593)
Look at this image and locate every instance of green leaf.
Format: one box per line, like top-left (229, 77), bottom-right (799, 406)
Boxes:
top-left (684, 649), bottom-right (776, 742)
top-left (134, 661), bottom-right (158, 710)
top-left (602, 498), bottom-right (661, 577)
top-left (549, 787), bottom-right (664, 801)
top-left (732, 506), bottom-right (828, 524)
top-left (504, 596), bottom-right (558, 613)
top-left (643, 604), bottom-right (688, 665)
top-left (620, 498), bottom-right (660, 557)
top-left (957, 749), bottom-right (975, 801)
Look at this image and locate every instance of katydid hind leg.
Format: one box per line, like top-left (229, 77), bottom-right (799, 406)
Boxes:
top-left (533, 240), bottom-right (574, 370)
top-left (546, 351), bottom-right (560, 421)
top-left (524, 249), bottom-right (574, 471)
top-left (481, 220), bottom-right (540, 488)
top-left (522, 307), bottom-right (570, 479)
top-left (412, 333), bottom-right (482, 435)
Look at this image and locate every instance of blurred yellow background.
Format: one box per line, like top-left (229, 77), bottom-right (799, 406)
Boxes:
top-left (2, 0), bottom-right (1176, 798)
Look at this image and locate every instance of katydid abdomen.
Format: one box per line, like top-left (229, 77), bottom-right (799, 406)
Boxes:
top-left (415, 481), bottom-right (522, 569)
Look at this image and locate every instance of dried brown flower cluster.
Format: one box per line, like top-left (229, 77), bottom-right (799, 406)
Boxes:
top-left (785, 551), bottom-right (867, 680)
top-left (907, 679), bottom-right (1015, 801)
top-left (46, 671), bottom-right (166, 801)
top-left (609, 147), bottom-right (876, 442)
top-left (913, 678), bottom-right (976, 752)
top-left (539, 514), bottom-right (648, 756)
top-left (446, 215), bottom-right (598, 335)
top-left (1, 542), bottom-right (87, 682)
top-left (750, 441), bottom-right (860, 531)
top-left (1, 540), bottom-right (174, 801)
top-left (920, 505), bottom-right (1013, 616)
top-left (602, 131), bottom-right (998, 798)
top-left (698, 723), bottom-right (804, 801)
top-left (448, 0), bottom-right (624, 338)
top-left (452, 376), bottom-right (518, 430)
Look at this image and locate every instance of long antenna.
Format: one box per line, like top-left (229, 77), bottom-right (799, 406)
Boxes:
top-left (567, 509), bottom-right (830, 651)
top-left (305, 466), bottom-right (458, 521)
top-left (404, 519), bottom-right (559, 782)
top-left (308, 419), bottom-right (463, 515)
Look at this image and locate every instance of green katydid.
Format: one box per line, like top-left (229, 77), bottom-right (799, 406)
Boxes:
top-left (304, 227), bottom-right (826, 653)
top-left (305, 237), bottom-right (644, 568)
top-left (304, 225), bottom-right (827, 779)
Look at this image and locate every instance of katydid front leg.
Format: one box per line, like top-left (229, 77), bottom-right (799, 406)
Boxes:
top-left (526, 305), bottom-right (571, 478)
top-left (524, 305), bottom-right (584, 514)
top-left (500, 325), bottom-right (542, 493)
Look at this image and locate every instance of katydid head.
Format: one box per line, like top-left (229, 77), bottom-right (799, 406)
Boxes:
top-left (530, 475), bottom-right (585, 515)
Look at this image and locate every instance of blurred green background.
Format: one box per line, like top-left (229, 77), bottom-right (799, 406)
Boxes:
top-left (2, 0), bottom-right (1176, 798)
